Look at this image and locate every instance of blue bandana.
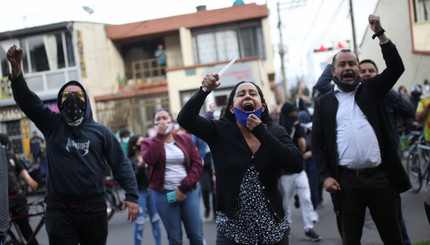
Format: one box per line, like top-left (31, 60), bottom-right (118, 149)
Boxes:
top-left (234, 107), bottom-right (263, 128)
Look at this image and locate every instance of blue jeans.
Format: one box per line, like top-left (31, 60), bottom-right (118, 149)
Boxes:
top-left (151, 186), bottom-right (203, 245)
top-left (134, 189), bottom-right (162, 245)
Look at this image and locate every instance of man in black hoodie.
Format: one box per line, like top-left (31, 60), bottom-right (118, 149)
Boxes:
top-left (7, 45), bottom-right (138, 245)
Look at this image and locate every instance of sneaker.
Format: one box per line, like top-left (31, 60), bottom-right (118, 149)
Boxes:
top-left (305, 228), bottom-right (321, 242)
top-left (204, 209), bottom-right (210, 219)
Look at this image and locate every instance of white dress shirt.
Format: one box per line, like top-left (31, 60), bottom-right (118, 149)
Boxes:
top-left (334, 84), bottom-right (382, 169)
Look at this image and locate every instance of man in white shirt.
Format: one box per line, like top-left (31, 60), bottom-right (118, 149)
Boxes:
top-left (311, 15), bottom-right (410, 244)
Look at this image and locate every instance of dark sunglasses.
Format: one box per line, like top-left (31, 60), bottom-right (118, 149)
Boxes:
top-left (62, 91), bottom-right (84, 99)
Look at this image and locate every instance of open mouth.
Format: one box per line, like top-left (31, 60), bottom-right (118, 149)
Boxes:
top-left (243, 103), bottom-right (254, 112)
top-left (343, 73), bottom-right (354, 81)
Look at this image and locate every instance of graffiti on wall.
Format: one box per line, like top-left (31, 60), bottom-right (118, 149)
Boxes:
top-left (77, 30), bottom-right (87, 78)
top-left (0, 77), bottom-right (13, 100)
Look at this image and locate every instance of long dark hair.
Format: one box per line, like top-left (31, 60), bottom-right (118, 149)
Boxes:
top-left (222, 81), bottom-right (271, 125)
top-left (127, 134), bottom-right (142, 158)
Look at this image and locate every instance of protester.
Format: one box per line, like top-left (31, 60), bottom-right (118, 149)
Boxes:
top-left (29, 131), bottom-right (43, 163)
top-left (191, 133), bottom-right (215, 220)
top-left (297, 110), bottom-right (321, 211)
top-left (2, 133), bottom-right (39, 245)
top-left (410, 84), bottom-right (422, 110)
top-left (7, 45), bottom-right (139, 245)
top-left (0, 143), bottom-right (7, 245)
top-left (204, 103), bottom-right (217, 119)
top-left (119, 129), bottom-right (131, 155)
top-left (278, 103), bottom-right (321, 241)
top-left (38, 139), bottom-right (47, 185)
top-left (359, 59), bottom-right (413, 245)
top-left (177, 75), bottom-right (303, 244)
top-left (127, 135), bottom-right (161, 245)
top-left (312, 15), bottom-right (410, 244)
top-left (142, 108), bottom-right (203, 245)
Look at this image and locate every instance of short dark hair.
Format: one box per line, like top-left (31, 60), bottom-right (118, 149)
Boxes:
top-left (222, 81), bottom-right (271, 125)
top-left (119, 129), bottom-right (131, 138)
top-left (359, 59), bottom-right (378, 73)
top-left (0, 133), bottom-right (10, 146)
top-left (332, 49), bottom-right (359, 67)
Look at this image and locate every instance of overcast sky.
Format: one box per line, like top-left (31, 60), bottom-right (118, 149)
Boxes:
top-left (0, 0), bottom-right (378, 87)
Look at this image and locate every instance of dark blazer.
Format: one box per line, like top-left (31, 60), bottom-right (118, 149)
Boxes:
top-left (311, 41), bottom-right (411, 213)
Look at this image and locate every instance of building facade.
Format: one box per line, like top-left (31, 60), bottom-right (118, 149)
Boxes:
top-left (98, 3), bottom-right (277, 136)
top-left (0, 21), bottom-right (122, 158)
top-left (360, 0), bottom-right (430, 91)
top-left (0, 3), bottom-right (278, 157)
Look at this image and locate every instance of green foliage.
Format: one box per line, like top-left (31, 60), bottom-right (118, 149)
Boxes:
top-left (117, 74), bottom-right (127, 86)
top-left (414, 240), bottom-right (430, 245)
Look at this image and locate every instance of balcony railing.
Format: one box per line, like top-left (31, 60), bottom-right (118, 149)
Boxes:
top-left (132, 58), bottom-right (166, 83)
top-left (131, 56), bottom-right (183, 83)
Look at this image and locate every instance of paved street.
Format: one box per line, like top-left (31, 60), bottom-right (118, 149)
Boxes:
top-left (22, 184), bottom-right (429, 245)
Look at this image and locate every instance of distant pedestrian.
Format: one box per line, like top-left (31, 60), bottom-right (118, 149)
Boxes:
top-left (128, 135), bottom-right (162, 245)
top-left (155, 44), bottom-right (167, 76)
top-left (2, 133), bottom-right (39, 245)
top-left (29, 131), bottom-right (42, 163)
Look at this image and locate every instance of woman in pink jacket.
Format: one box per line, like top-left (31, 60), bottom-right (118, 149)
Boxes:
top-left (141, 108), bottom-right (203, 245)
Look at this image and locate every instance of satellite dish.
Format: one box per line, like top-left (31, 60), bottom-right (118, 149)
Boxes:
top-left (82, 6), bottom-right (94, 15)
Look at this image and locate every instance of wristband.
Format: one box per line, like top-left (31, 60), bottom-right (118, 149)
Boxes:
top-left (372, 28), bottom-right (385, 40)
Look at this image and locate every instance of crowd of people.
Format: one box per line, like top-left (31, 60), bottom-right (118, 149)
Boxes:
top-left (2, 14), bottom-right (430, 245)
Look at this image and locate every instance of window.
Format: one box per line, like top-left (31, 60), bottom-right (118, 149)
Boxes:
top-left (192, 21), bottom-right (265, 64)
top-left (414, 0), bottom-right (430, 22)
top-left (20, 31), bottom-right (75, 74)
top-left (6, 120), bottom-right (23, 155)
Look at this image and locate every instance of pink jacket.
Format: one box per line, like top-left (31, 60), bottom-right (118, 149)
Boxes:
top-left (141, 133), bottom-right (202, 193)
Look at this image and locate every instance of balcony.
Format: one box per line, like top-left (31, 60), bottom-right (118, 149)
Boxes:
top-left (131, 55), bottom-right (184, 84)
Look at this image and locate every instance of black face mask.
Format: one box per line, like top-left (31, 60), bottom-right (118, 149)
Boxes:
top-left (333, 76), bottom-right (361, 92)
top-left (61, 95), bottom-right (86, 126)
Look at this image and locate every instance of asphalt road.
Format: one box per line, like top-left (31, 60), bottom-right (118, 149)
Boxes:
top-left (16, 184), bottom-right (428, 245)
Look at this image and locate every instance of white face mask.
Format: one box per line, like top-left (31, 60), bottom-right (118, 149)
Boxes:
top-left (154, 123), bottom-right (173, 135)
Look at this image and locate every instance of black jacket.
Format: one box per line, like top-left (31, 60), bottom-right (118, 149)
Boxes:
top-left (311, 40), bottom-right (411, 212)
top-left (10, 74), bottom-right (138, 204)
top-left (177, 88), bottom-right (303, 220)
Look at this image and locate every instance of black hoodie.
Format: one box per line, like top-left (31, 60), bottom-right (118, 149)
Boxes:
top-left (10, 74), bottom-right (138, 204)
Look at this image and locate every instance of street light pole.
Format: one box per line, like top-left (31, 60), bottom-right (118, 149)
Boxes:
top-left (277, 0), bottom-right (289, 101)
top-left (349, 0), bottom-right (357, 52)
top-left (277, 0), bottom-right (307, 101)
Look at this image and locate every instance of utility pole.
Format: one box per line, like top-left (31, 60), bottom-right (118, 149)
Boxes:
top-left (349, 0), bottom-right (357, 51)
top-left (277, 0), bottom-right (288, 101)
top-left (277, 0), bottom-right (306, 101)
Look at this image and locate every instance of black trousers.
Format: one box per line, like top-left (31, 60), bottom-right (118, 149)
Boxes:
top-left (9, 194), bottom-right (38, 245)
top-left (425, 202), bottom-right (430, 227)
top-left (45, 206), bottom-right (107, 245)
top-left (200, 167), bottom-right (215, 215)
top-left (336, 169), bottom-right (403, 245)
top-left (216, 231), bottom-right (289, 245)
